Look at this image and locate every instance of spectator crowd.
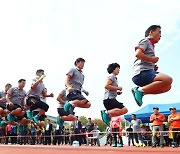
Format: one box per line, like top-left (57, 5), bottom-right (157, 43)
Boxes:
top-left (105, 107), bottom-right (180, 148)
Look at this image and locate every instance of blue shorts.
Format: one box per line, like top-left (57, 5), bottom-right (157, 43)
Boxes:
top-left (132, 70), bottom-right (158, 87)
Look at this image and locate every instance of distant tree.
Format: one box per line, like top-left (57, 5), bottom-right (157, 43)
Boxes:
top-left (64, 123), bottom-right (71, 130)
top-left (92, 118), bottom-right (106, 132)
top-left (121, 119), bottom-right (130, 129)
top-left (79, 116), bottom-right (88, 125)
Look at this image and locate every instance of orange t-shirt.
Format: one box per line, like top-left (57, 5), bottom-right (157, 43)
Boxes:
top-left (168, 113), bottom-right (180, 128)
top-left (150, 113), bottom-right (165, 126)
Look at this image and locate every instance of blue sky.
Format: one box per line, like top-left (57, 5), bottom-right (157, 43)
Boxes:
top-left (0, 0), bottom-right (180, 119)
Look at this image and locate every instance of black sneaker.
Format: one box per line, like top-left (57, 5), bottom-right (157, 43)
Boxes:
top-left (152, 144), bottom-right (156, 148)
top-left (101, 110), bottom-right (110, 126)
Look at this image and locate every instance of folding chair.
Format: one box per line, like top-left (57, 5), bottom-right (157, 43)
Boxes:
top-left (87, 130), bottom-right (100, 146)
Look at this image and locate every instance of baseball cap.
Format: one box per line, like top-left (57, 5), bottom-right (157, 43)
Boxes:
top-left (153, 107), bottom-right (159, 110)
top-left (169, 107), bottom-right (176, 111)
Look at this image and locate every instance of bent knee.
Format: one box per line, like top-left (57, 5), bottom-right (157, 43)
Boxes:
top-left (16, 108), bottom-right (22, 112)
top-left (87, 102), bottom-right (91, 108)
top-left (165, 76), bottom-right (173, 84)
top-left (21, 117), bottom-right (26, 121)
top-left (155, 73), bottom-right (173, 85)
top-left (72, 116), bottom-right (77, 121)
top-left (162, 76), bottom-right (173, 85)
top-left (163, 85), bottom-right (172, 92)
top-left (21, 110), bottom-right (25, 114)
top-left (26, 119), bottom-right (31, 123)
top-left (4, 109), bottom-right (9, 113)
top-left (82, 99), bottom-right (91, 108)
top-left (122, 108), bottom-right (128, 114)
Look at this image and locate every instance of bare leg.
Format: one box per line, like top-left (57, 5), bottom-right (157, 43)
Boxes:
top-left (108, 107), bottom-right (128, 117)
top-left (142, 73), bottom-right (172, 94)
top-left (0, 108), bottom-right (3, 115)
top-left (1, 109), bottom-right (9, 117)
top-left (0, 109), bottom-right (8, 117)
top-left (39, 109), bottom-right (45, 116)
top-left (76, 102), bottom-right (91, 108)
top-left (61, 115), bottom-right (77, 121)
top-left (19, 118), bottom-right (27, 125)
top-left (17, 111), bottom-right (25, 117)
top-left (36, 121), bottom-right (45, 127)
top-left (11, 108), bottom-right (22, 116)
top-left (24, 119), bottom-right (31, 125)
top-left (6, 121), bottom-right (18, 126)
top-left (74, 99), bottom-right (91, 108)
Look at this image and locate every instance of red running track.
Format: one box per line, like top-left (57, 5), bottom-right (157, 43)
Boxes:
top-left (0, 144), bottom-right (180, 154)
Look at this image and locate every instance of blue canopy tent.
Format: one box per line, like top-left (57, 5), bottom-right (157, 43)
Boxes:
top-left (124, 102), bottom-right (180, 123)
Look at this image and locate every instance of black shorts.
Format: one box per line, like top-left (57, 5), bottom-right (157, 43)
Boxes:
top-left (57, 108), bottom-right (71, 116)
top-left (67, 90), bottom-right (88, 102)
top-left (33, 111), bottom-right (47, 121)
top-left (7, 104), bottom-right (22, 112)
top-left (26, 96), bottom-right (49, 112)
top-left (0, 104), bottom-right (6, 110)
top-left (103, 99), bottom-right (125, 111)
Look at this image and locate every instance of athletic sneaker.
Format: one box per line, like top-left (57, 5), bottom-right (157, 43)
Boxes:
top-left (101, 110), bottom-right (110, 126)
top-left (142, 143), bottom-right (146, 147)
top-left (0, 118), bottom-right (3, 126)
top-left (27, 111), bottom-right (33, 120)
top-left (57, 117), bottom-right (64, 129)
top-left (33, 115), bottom-right (40, 124)
top-left (152, 144), bottom-right (156, 148)
top-left (131, 87), bottom-right (143, 106)
top-left (69, 105), bottom-right (74, 115)
top-left (112, 144), bottom-right (117, 147)
top-left (118, 144), bottom-right (123, 147)
top-left (0, 120), bottom-right (6, 126)
top-left (64, 101), bottom-right (73, 112)
top-left (136, 143), bottom-right (140, 147)
top-left (160, 144), bottom-right (164, 148)
top-left (7, 113), bottom-right (15, 122)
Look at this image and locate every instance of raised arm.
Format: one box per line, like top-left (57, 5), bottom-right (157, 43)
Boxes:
top-left (31, 75), bottom-right (46, 89)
